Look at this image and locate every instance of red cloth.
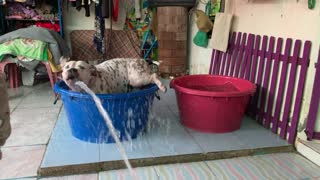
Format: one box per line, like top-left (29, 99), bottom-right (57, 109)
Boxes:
top-left (112, 0), bottom-right (119, 21)
top-left (35, 22), bottom-right (60, 32)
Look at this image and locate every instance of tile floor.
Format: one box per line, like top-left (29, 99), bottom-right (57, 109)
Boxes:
top-left (1, 81), bottom-right (320, 180)
top-left (0, 83), bottom-right (62, 180)
top-left (41, 81), bottom-right (289, 170)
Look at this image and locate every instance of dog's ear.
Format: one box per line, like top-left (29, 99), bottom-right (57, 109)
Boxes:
top-left (60, 56), bottom-right (71, 67)
top-left (90, 65), bottom-right (97, 77)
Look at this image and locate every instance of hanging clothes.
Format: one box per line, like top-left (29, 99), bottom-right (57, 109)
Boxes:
top-left (84, 0), bottom-right (90, 17)
top-left (0, 6), bottom-right (6, 35)
top-left (93, 1), bottom-right (106, 54)
top-left (112, 0), bottom-right (119, 21)
top-left (101, 0), bottom-right (110, 18)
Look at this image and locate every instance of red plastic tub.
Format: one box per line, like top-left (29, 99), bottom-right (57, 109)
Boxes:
top-left (170, 75), bottom-right (256, 133)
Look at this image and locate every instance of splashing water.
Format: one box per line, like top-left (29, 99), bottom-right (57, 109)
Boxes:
top-left (75, 81), bottom-right (135, 175)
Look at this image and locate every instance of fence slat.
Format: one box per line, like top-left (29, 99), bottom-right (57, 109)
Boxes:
top-left (249, 35), bottom-right (261, 83)
top-left (305, 49), bottom-right (320, 140)
top-left (279, 40), bottom-right (301, 139)
top-left (271, 39), bottom-right (292, 133)
top-left (213, 50), bottom-right (221, 75)
top-left (287, 41), bottom-right (311, 143)
top-left (264, 38), bottom-right (283, 128)
top-left (253, 35), bottom-right (268, 120)
top-left (225, 32), bottom-right (237, 76)
top-left (248, 35), bottom-right (261, 115)
top-left (258, 36), bottom-right (275, 125)
top-left (229, 32), bottom-right (242, 76)
top-left (242, 34), bottom-right (255, 79)
top-left (209, 50), bottom-right (216, 74)
top-left (234, 33), bottom-right (247, 77)
top-left (220, 52), bottom-right (227, 75)
top-left (216, 50), bottom-right (223, 75)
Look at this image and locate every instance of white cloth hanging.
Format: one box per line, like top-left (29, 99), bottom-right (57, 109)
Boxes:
top-left (209, 13), bottom-right (233, 52)
top-left (209, 0), bottom-right (234, 52)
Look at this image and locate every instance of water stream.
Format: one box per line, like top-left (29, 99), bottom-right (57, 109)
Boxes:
top-left (75, 81), bottom-right (135, 175)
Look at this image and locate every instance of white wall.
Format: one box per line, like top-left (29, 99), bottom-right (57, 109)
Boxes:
top-left (188, 0), bottom-right (320, 139)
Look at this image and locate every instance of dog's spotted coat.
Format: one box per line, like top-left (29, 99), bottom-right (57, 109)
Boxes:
top-left (60, 57), bottom-right (166, 94)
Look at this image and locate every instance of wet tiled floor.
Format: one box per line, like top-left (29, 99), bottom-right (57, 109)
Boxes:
top-left (41, 80), bottom-right (289, 170)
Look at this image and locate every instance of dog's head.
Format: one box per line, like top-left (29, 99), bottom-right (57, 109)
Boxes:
top-left (60, 57), bottom-right (97, 92)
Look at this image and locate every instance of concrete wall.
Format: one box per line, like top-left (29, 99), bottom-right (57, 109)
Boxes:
top-left (188, 0), bottom-right (320, 139)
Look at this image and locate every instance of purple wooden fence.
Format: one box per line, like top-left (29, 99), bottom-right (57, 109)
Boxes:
top-left (209, 32), bottom-right (311, 144)
top-left (305, 49), bottom-right (320, 141)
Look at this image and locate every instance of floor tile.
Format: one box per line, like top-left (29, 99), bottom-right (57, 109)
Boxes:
top-left (41, 173), bottom-right (98, 180)
top-left (0, 145), bottom-right (46, 179)
top-left (49, 110), bottom-right (73, 140)
top-left (154, 162), bottom-right (217, 180)
top-left (8, 97), bottom-right (24, 112)
top-left (233, 128), bottom-right (289, 148)
top-left (7, 85), bottom-right (33, 112)
top-left (146, 117), bottom-right (202, 156)
top-left (301, 140), bottom-right (320, 154)
top-left (7, 85), bottom-right (34, 98)
top-left (4, 107), bottom-right (60, 147)
top-left (100, 134), bottom-right (154, 161)
top-left (99, 167), bottom-right (158, 180)
top-left (17, 86), bottom-right (61, 109)
top-left (186, 116), bottom-right (289, 152)
top-left (42, 104), bottom-right (99, 168)
top-left (205, 153), bottom-right (320, 180)
top-left (10, 107), bottom-right (60, 128)
top-left (4, 122), bottom-right (56, 147)
top-left (41, 138), bottom-right (100, 167)
top-left (188, 129), bottom-right (248, 152)
top-left (259, 153), bottom-right (320, 179)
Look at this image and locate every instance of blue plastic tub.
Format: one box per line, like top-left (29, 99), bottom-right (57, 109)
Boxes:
top-left (54, 81), bottom-right (158, 143)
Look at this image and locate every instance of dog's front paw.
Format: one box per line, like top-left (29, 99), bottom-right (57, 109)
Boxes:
top-left (160, 85), bottom-right (167, 93)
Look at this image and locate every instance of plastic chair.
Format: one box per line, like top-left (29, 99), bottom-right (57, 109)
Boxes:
top-left (0, 60), bottom-right (60, 90)
top-left (0, 60), bottom-right (20, 88)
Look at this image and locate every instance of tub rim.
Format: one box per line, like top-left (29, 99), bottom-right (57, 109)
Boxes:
top-left (54, 80), bottom-right (159, 100)
top-left (170, 74), bottom-right (256, 97)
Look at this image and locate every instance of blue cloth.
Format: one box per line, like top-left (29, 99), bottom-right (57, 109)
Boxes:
top-left (93, 1), bottom-right (106, 54)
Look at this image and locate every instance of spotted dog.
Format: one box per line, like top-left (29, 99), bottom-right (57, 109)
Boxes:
top-left (60, 57), bottom-right (167, 94)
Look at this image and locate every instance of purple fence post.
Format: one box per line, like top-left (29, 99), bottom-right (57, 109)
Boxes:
top-left (288, 41), bottom-right (311, 143)
top-left (229, 32), bottom-right (242, 77)
top-left (305, 49), bottom-right (320, 140)
top-left (248, 35), bottom-right (261, 116)
top-left (258, 36), bottom-right (275, 126)
top-left (225, 33), bottom-right (237, 76)
top-left (209, 50), bottom-right (216, 74)
top-left (241, 34), bottom-right (255, 79)
top-left (264, 38), bottom-right (283, 128)
top-left (271, 39), bottom-right (292, 133)
top-left (220, 53), bottom-right (227, 75)
top-left (249, 35), bottom-right (261, 83)
top-left (216, 51), bottom-right (224, 75)
top-left (253, 36), bottom-right (268, 121)
top-left (212, 50), bottom-right (221, 75)
top-left (235, 33), bottom-right (247, 77)
top-left (280, 40), bottom-right (302, 139)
